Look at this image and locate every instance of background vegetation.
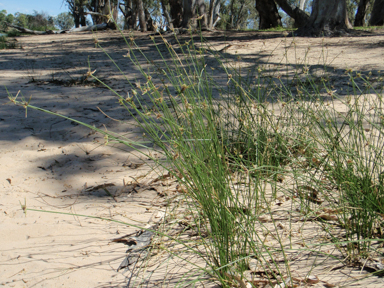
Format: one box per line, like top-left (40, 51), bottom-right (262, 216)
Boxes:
top-left (0, 0), bottom-right (383, 35)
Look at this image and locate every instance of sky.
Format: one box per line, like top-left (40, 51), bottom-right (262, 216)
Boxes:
top-left (0, 0), bottom-right (68, 17)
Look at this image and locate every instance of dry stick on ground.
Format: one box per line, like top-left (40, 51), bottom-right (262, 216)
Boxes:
top-left (5, 22), bottom-right (111, 35)
top-left (5, 23), bottom-right (63, 35)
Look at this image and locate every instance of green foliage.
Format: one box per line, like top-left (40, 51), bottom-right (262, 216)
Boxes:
top-left (0, 35), bottom-right (17, 49)
top-left (5, 13), bottom-right (14, 26)
top-left (216, 0), bottom-right (258, 30)
top-left (354, 25), bottom-right (384, 30)
top-left (0, 36), bottom-right (7, 49)
top-left (6, 30), bottom-right (21, 37)
top-left (12, 11), bottom-right (56, 31)
top-left (14, 12), bottom-right (28, 28)
top-left (0, 9), bottom-right (15, 31)
top-left (27, 11), bottom-right (56, 31)
top-left (346, 0), bottom-right (359, 24)
top-left (332, 163), bottom-right (384, 251)
top-left (257, 26), bottom-right (293, 32)
top-left (55, 12), bottom-right (74, 30)
top-left (0, 9), bottom-right (6, 22)
top-left (360, 0), bottom-right (375, 26)
top-left (0, 10), bottom-right (6, 30)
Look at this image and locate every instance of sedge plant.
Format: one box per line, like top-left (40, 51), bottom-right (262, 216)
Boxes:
top-left (7, 28), bottom-right (384, 287)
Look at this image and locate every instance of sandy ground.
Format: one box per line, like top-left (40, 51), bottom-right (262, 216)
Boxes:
top-left (1, 29), bottom-right (384, 287)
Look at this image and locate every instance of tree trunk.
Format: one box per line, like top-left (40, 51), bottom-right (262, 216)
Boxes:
top-left (295, 0), bottom-right (351, 36)
top-left (119, 0), bottom-right (132, 29)
top-left (228, 0), bottom-right (235, 29)
top-left (181, 0), bottom-right (206, 29)
top-left (88, 0), bottom-right (103, 24)
top-left (274, 0), bottom-right (309, 27)
top-left (255, 0), bottom-right (282, 30)
top-left (69, 23), bottom-right (109, 32)
top-left (160, 0), bottom-right (174, 29)
top-left (78, 0), bottom-right (87, 27)
top-left (208, 0), bottom-right (220, 28)
top-left (74, 13), bottom-right (80, 28)
top-left (6, 23), bottom-right (50, 34)
top-left (208, 0), bottom-right (220, 29)
top-left (197, 0), bottom-right (207, 29)
top-left (130, 0), bottom-right (138, 29)
top-left (370, 0), bottom-right (384, 26)
top-left (104, 0), bottom-right (119, 29)
top-left (66, 0), bottom-right (83, 28)
top-left (145, 8), bottom-right (155, 31)
top-left (135, 0), bottom-right (147, 31)
top-left (234, 1), bottom-right (246, 29)
top-left (93, 0), bottom-right (102, 24)
top-left (72, 1), bottom-right (82, 28)
top-left (300, 0), bottom-right (306, 10)
top-left (170, 0), bottom-right (183, 28)
top-left (88, 0), bottom-right (118, 25)
top-left (125, 0), bottom-right (132, 30)
top-left (181, 0), bottom-right (197, 28)
top-left (354, 0), bottom-right (370, 26)
top-left (79, 5), bottom-right (86, 26)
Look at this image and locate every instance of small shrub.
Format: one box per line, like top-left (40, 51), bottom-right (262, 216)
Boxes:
top-left (0, 35), bottom-right (17, 49)
top-left (6, 30), bottom-right (21, 37)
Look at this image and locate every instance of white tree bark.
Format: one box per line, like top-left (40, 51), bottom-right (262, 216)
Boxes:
top-left (7, 22), bottom-right (109, 34)
top-left (208, 0), bottom-right (220, 28)
top-left (300, 0), bottom-right (307, 10)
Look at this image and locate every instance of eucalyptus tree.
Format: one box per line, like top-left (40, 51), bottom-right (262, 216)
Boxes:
top-left (118, 0), bottom-right (134, 29)
top-left (299, 0), bottom-right (306, 9)
top-left (370, 0), bottom-right (384, 25)
top-left (63, 0), bottom-right (87, 27)
top-left (354, 0), bottom-right (371, 26)
top-left (86, 0), bottom-right (119, 26)
top-left (180, 0), bottom-right (207, 28)
top-left (159, 0), bottom-right (219, 30)
top-left (207, 0), bottom-right (221, 28)
top-left (0, 10), bottom-right (14, 30)
top-left (255, 0), bottom-right (281, 29)
top-left (274, 0), bottom-right (309, 27)
top-left (55, 12), bottom-right (75, 29)
top-left (295, 0), bottom-right (352, 36)
top-left (134, 0), bottom-right (146, 31)
top-left (223, 0), bottom-right (256, 30)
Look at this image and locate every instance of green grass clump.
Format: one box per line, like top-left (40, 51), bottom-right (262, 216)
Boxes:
top-left (0, 35), bottom-right (17, 49)
top-left (257, 26), bottom-right (295, 32)
top-left (353, 25), bottom-right (384, 31)
top-left (320, 90), bottom-right (384, 258)
top-left (8, 30), bottom-right (384, 287)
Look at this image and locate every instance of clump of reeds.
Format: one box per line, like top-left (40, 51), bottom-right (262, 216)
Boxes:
top-left (8, 29), bottom-right (384, 287)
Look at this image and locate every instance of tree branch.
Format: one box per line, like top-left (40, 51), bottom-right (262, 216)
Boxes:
top-left (274, 0), bottom-right (309, 27)
top-left (5, 23), bottom-right (66, 34)
top-left (6, 22), bottom-right (110, 34)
